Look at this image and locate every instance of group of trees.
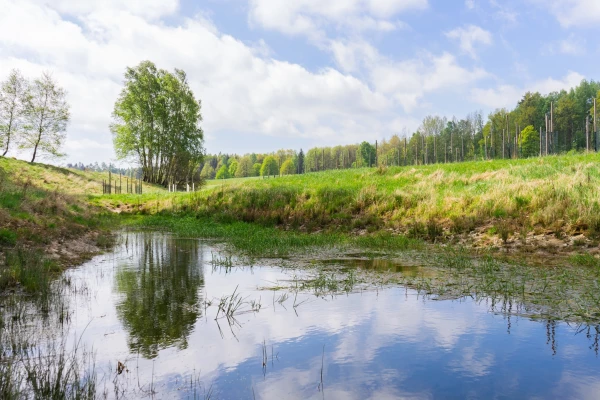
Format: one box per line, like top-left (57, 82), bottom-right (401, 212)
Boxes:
top-left (0, 70), bottom-right (70, 162)
top-left (199, 149), bottom-right (305, 179)
top-left (401, 80), bottom-right (600, 165)
top-left (66, 162), bottom-right (142, 177)
top-left (111, 61), bottom-right (204, 187)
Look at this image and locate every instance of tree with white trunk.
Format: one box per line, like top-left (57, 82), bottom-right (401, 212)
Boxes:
top-left (0, 69), bottom-right (27, 157)
top-left (20, 72), bottom-right (70, 163)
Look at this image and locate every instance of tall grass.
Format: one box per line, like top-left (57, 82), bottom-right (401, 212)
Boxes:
top-left (108, 152), bottom-right (600, 242)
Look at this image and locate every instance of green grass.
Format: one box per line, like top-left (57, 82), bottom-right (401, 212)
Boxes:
top-left (105, 152), bottom-right (600, 247)
top-left (0, 158), bottom-right (164, 196)
top-left (0, 158), bottom-right (123, 293)
top-left (123, 214), bottom-right (421, 257)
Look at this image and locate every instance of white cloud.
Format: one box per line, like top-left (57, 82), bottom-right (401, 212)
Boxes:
top-left (471, 71), bottom-right (585, 109)
top-left (445, 25), bottom-right (493, 59)
top-left (29, 0), bottom-right (178, 20)
top-left (489, 0), bottom-right (518, 25)
top-left (544, 34), bottom-right (586, 55)
top-left (248, 0), bottom-right (427, 39)
top-left (545, 0), bottom-right (600, 27)
top-left (0, 0), bottom-right (409, 163)
top-left (465, 0), bottom-right (475, 10)
top-left (329, 39), bottom-right (490, 112)
top-left (370, 52), bottom-right (489, 111)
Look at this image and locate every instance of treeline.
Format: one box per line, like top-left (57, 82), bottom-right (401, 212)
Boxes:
top-left (202, 78), bottom-right (600, 178)
top-left (0, 70), bottom-right (70, 162)
top-left (66, 162), bottom-right (142, 177)
top-left (199, 150), bottom-right (304, 179)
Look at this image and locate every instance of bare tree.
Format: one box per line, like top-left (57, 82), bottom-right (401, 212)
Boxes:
top-left (21, 72), bottom-right (70, 163)
top-left (0, 69), bottom-right (27, 157)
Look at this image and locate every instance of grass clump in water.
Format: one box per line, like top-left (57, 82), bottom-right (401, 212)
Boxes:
top-left (124, 214), bottom-right (421, 258)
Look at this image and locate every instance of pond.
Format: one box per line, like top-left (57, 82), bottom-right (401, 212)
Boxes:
top-left (6, 232), bottom-right (600, 399)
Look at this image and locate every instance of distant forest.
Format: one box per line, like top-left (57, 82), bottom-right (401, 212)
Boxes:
top-left (199, 79), bottom-right (600, 179)
top-left (72, 79), bottom-right (600, 181)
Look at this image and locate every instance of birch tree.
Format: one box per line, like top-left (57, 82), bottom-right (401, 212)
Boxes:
top-left (21, 72), bottom-right (70, 162)
top-left (111, 61), bottom-right (204, 186)
top-left (0, 69), bottom-right (27, 157)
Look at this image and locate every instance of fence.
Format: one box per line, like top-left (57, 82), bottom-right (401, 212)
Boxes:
top-left (102, 171), bottom-right (143, 194)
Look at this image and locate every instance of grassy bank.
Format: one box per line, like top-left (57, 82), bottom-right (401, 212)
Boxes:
top-left (0, 158), bottom-right (128, 292)
top-left (4, 151), bottom-right (600, 293)
top-left (107, 152), bottom-right (600, 254)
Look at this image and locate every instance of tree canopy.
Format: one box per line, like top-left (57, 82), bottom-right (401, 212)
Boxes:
top-left (0, 70), bottom-right (27, 157)
top-left (111, 61), bottom-right (204, 186)
top-left (519, 125), bottom-right (539, 158)
top-left (21, 72), bottom-right (70, 163)
top-left (280, 159), bottom-right (295, 175)
top-left (260, 156), bottom-right (279, 177)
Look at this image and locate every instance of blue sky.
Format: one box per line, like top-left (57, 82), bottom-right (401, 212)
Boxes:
top-left (0, 0), bottom-right (598, 164)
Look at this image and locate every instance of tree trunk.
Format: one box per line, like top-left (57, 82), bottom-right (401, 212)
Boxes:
top-left (2, 137), bottom-right (10, 157)
top-left (31, 140), bottom-right (39, 163)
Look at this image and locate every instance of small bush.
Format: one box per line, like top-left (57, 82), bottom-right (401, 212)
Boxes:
top-left (495, 221), bottom-right (512, 244)
top-left (426, 218), bottom-right (443, 242)
top-left (586, 216), bottom-right (600, 239)
top-left (0, 229), bottom-right (17, 246)
top-left (450, 216), bottom-right (477, 234)
top-left (407, 220), bottom-right (426, 239)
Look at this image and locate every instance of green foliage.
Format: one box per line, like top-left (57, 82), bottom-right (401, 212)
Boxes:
top-left (260, 156), bottom-right (278, 177)
top-left (20, 72), bottom-right (70, 162)
top-left (358, 141), bottom-right (376, 167)
top-left (297, 149), bottom-right (305, 173)
top-left (0, 229), bottom-right (16, 246)
top-left (228, 160), bottom-right (238, 177)
top-left (215, 165), bottom-right (229, 179)
top-left (0, 69), bottom-right (27, 157)
top-left (115, 235), bottom-right (203, 358)
top-left (111, 60), bottom-right (204, 187)
top-left (252, 163), bottom-right (262, 177)
top-left (280, 159), bottom-right (295, 175)
top-left (519, 125), bottom-right (540, 158)
top-left (200, 163), bottom-right (215, 179)
top-left (235, 156), bottom-right (254, 178)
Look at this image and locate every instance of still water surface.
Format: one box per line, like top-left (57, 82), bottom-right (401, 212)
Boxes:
top-left (56, 232), bottom-right (600, 399)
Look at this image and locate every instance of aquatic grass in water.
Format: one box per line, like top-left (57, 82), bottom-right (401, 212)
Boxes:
top-left (124, 215), bottom-right (420, 257)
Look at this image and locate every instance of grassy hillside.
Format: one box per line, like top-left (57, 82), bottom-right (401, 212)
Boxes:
top-left (132, 152), bottom-right (600, 252)
top-left (0, 158), bottom-right (166, 291)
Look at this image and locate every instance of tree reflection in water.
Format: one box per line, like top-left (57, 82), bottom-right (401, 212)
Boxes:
top-left (115, 233), bottom-right (204, 359)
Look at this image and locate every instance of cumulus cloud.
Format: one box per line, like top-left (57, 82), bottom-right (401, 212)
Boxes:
top-left (0, 0), bottom-right (406, 162)
top-left (370, 52), bottom-right (489, 111)
top-left (1, 0), bottom-right (498, 163)
top-left (29, 0), bottom-right (178, 20)
top-left (445, 25), bottom-right (493, 59)
top-left (248, 0), bottom-right (427, 39)
top-left (329, 39), bottom-right (490, 112)
top-left (545, 0), bottom-right (600, 27)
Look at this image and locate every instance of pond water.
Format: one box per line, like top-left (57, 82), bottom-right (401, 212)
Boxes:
top-left (26, 232), bottom-right (600, 398)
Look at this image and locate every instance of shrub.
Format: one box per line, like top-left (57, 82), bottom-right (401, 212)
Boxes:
top-left (0, 229), bottom-right (17, 246)
top-left (495, 221), bottom-right (512, 244)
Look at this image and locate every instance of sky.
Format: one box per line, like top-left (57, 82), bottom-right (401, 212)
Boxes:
top-left (1, 0), bottom-right (599, 165)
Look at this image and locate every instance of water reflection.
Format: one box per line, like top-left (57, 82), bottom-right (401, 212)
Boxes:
top-left (19, 231), bottom-right (600, 399)
top-left (319, 257), bottom-right (421, 276)
top-left (114, 233), bottom-right (205, 358)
